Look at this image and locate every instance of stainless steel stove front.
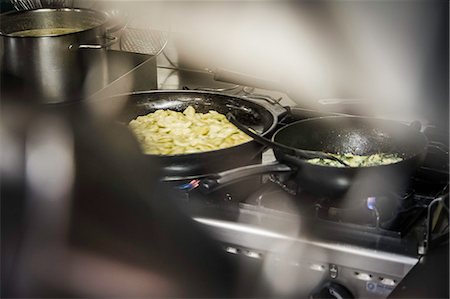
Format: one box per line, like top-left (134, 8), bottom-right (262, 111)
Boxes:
top-left (193, 208), bottom-right (418, 298)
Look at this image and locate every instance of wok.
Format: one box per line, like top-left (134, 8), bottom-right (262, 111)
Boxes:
top-left (200, 116), bottom-right (428, 200)
top-left (106, 90), bottom-right (282, 179)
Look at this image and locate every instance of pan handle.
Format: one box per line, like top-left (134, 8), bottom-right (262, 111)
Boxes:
top-left (227, 113), bottom-right (350, 166)
top-left (409, 120), bottom-right (422, 131)
top-left (428, 141), bottom-right (449, 154)
top-left (199, 162), bottom-right (293, 194)
top-left (213, 68), bottom-right (282, 91)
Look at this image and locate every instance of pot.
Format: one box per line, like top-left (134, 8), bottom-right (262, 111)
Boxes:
top-left (0, 8), bottom-right (120, 104)
top-left (101, 90), bottom-right (284, 180)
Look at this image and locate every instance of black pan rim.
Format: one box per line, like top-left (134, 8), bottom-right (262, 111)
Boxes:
top-left (105, 89), bottom-right (280, 158)
top-left (271, 115), bottom-right (429, 169)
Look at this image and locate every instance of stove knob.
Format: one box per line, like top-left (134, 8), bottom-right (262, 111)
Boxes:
top-left (310, 282), bottom-right (354, 299)
top-left (329, 264), bottom-right (338, 279)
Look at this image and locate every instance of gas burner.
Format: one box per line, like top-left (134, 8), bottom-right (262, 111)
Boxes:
top-left (243, 180), bottom-right (418, 234)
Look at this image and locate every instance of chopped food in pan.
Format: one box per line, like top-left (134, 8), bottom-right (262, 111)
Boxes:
top-left (307, 153), bottom-right (403, 167)
top-left (129, 106), bottom-right (252, 155)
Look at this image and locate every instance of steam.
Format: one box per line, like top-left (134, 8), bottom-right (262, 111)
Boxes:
top-left (86, 0), bottom-right (446, 122)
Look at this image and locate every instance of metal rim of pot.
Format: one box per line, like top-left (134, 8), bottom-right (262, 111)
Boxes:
top-left (0, 7), bottom-right (125, 103)
top-left (0, 7), bottom-right (123, 48)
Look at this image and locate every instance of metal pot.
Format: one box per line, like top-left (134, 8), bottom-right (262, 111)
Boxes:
top-left (0, 8), bottom-right (120, 104)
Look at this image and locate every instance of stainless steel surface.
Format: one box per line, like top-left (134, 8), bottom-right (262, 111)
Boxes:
top-left (194, 213), bottom-right (418, 277)
top-left (213, 68), bottom-right (282, 92)
top-left (118, 28), bottom-right (168, 56)
top-left (88, 50), bottom-right (157, 100)
top-left (0, 8), bottom-right (112, 103)
top-left (193, 206), bottom-right (419, 298)
top-left (11, 0), bottom-right (41, 10)
top-left (11, 0), bottom-right (75, 10)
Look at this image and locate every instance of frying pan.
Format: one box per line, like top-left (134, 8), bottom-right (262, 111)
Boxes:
top-left (200, 116), bottom-right (428, 200)
top-left (102, 90), bottom-right (282, 179)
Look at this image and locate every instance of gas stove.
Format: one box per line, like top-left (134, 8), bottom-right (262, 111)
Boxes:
top-left (125, 55), bottom-right (448, 297)
top-left (178, 102), bottom-right (449, 298)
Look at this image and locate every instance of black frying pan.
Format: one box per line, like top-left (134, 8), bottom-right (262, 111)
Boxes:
top-left (101, 90), bottom-right (282, 179)
top-left (201, 116), bottom-right (428, 199)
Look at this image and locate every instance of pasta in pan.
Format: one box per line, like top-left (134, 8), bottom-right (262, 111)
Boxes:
top-left (307, 153), bottom-right (403, 167)
top-left (129, 106), bottom-right (252, 155)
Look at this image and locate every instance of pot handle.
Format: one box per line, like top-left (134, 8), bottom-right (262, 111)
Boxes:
top-left (199, 162), bottom-right (293, 194)
top-left (71, 35), bottom-right (119, 50)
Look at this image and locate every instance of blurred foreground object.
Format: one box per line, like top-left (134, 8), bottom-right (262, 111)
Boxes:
top-left (1, 91), bottom-right (236, 297)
